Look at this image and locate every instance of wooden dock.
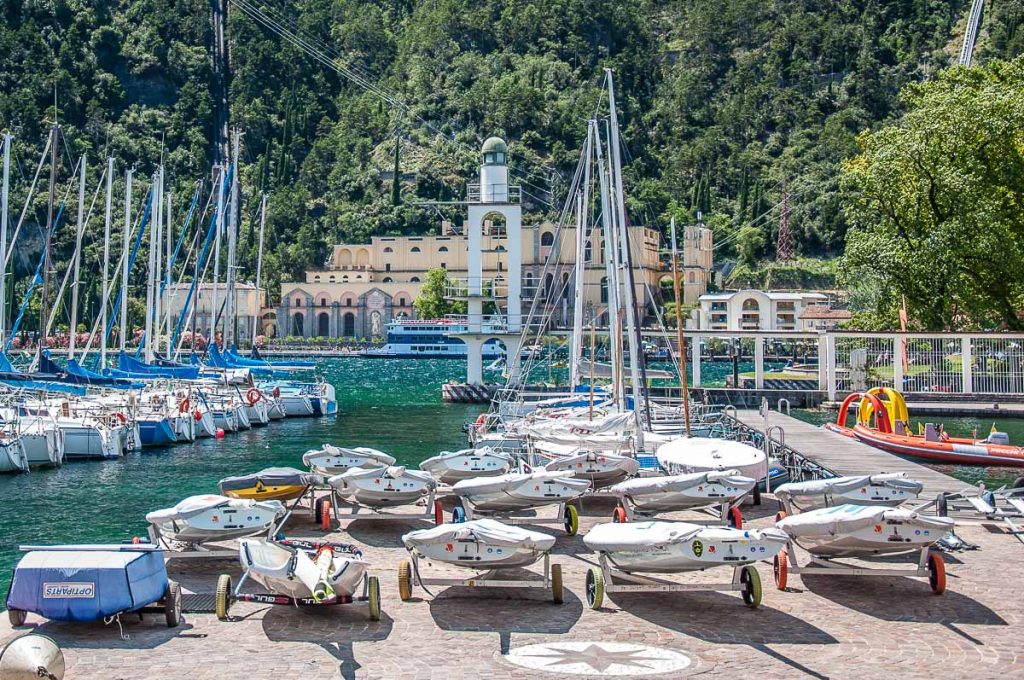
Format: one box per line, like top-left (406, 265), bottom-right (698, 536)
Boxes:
top-left (735, 409), bottom-right (972, 497)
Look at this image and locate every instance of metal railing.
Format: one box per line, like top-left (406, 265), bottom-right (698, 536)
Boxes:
top-left (467, 183), bottom-right (522, 203)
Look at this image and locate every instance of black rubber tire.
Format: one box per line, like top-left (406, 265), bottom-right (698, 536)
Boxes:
top-left (585, 567), bottom-right (604, 610)
top-left (1012, 476), bottom-right (1024, 490)
top-left (452, 506), bottom-right (467, 523)
top-left (8, 608), bottom-right (27, 627)
top-left (752, 483), bottom-right (762, 506)
top-left (314, 496), bottom-right (332, 525)
top-left (165, 580), bottom-right (182, 627)
top-left (740, 565), bottom-right (762, 608)
top-left (936, 493), bottom-right (948, 517)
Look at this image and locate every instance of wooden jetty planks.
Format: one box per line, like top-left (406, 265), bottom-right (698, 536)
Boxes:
top-left (735, 409), bottom-right (972, 496)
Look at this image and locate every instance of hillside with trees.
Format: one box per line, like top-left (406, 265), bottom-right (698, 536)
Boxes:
top-left (0, 0), bottom-right (1022, 331)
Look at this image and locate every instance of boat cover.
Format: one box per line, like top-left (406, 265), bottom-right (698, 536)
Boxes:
top-left (145, 494), bottom-right (284, 524)
top-left (118, 351), bottom-right (200, 379)
top-left (303, 445), bottom-right (396, 467)
top-left (524, 411), bottom-right (635, 437)
top-left (218, 467), bottom-right (322, 493)
top-left (531, 434), bottom-right (634, 456)
top-left (584, 521), bottom-right (787, 552)
top-left (6, 546), bottom-right (167, 622)
top-left (657, 437), bottom-right (768, 479)
top-left (421, 447), bottom-right (513, 467)
top-left (330, 465), bottom-right (434, 485)
top-left (776, 504), bottom-right (953, 539)
top-left (775, 474), bottom-right (924, 501)
top-left (608, 469), bottom-right (753, 497)
top-left (453, 470), bottom-right (579, 496)
top-left (402, 518), bottom-right (556, 552)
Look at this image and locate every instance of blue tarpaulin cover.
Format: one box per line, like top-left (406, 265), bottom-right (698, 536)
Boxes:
top-left (6, 547), bottom-right (168, 622)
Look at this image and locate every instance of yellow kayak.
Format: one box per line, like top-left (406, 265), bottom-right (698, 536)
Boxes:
top-left (218, 467), bottom-right (321, 502)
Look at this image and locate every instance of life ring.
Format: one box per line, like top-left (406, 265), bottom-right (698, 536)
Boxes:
top-left (178, 397), bottom-right (191, 414)
top-left (246, 388), bottom-right (261, 406)
top-left (272, 387), bottom-right (281, 398)
top-left (114, 411), bottom-right (127, 425)
top-left (474, 413), bottom-right (488, 432)
top-left (193, 410), bottom-right (202, 422)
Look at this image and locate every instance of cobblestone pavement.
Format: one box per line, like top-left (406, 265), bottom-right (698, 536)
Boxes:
top-left (2, 496), bottom-right (1021, 679)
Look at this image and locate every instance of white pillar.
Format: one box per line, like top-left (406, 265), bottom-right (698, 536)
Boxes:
top-left (754, 336), bottom-right (765, 390)
top-left (466, 337), bottom-right (483, 385)
top-left (507, 218), bottom-right (522, 332)
top-left (826, 334), bottom-right (837, 401)
top-left (892, 335), bottom-right (904, 392)
top-left (817, 333), bottom-right (828, 391)
top-left (962, 336), bottom-right (972, 394)
top-left (691, 332), bottom-right (701, 388)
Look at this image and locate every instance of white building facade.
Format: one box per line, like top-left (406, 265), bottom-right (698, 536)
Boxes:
top-left (697, 290), bottom-right (828, 331)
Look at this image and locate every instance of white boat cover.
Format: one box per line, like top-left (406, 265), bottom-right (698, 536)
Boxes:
top-left (145, 494), bottom-right (283, 524)
top-left (524, 411), bottom-right (635, 437)
top-left (776, 504), bottom-right (953, 539)
top-left (331, 465), bottom-right (435, 486)
top-left (531, 435), bottom-right (634, 456)
top-left (219, 467), bottom-right (322, 492)
top-left (584, 520), bottom-right (787, 552)
top-left (608, 469), bottom-right (752, 497)
top-left (775, 473), bottom-right (924, 500)
top-left (420, 447), bottom-right (513, 468)
top-left (302, 445), bottom-right (396, 467)
top-left (656, 437), bottom-right (768, 479)
top-left (453, 470), bottom-right (578, 497)
top-left (402, 518), bottom-right (555, 552)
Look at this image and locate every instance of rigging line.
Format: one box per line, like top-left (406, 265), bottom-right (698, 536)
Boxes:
top-left (230, 0), bottom-right (557, 204)
top-left (5, 135), bottom-right (52, 269)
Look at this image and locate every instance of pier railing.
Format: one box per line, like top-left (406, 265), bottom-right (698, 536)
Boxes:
top-left (717, 407), bottom-right (837, 484)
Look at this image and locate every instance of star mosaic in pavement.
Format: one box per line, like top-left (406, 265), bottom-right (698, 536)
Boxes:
top-left (520, 643), bottom-right (666, 673)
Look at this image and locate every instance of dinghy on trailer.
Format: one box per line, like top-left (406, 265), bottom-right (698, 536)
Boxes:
top-left (419, 446), bottom-right (513, 484)
top-left (542, 451), bottom-right (639, 488)
top-left (608, 469), bottom-right (755, 525)
top-left (303, 444), bottom-right (396, 475)
top-left (775, 473), bottom-right (923, 517)
top-left (451, 470), bottom-right (591, 535)
top-left (328, 466), bottom-right (435, 508)
top-left (218, 467), bottom-right (323, 502)
top-left (656, 437), bottom-right (768, 481)
top-left (146, 494), bottom-right (285, 545)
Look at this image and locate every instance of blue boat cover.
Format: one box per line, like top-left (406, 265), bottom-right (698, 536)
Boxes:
top-left (37, 351), bottom-right (142, 389)
top-left (118, 351), bottom-right (199, 379)
top-left (6, 547), bottom-right (168, 622)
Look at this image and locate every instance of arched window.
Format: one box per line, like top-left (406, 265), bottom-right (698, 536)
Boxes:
top-left (295, 298), bottom-right (302, 307)
top-left (584, 241), bottom-right (592, 263)
top-left (384, 246), bottom-right (394, 253)
top-left (317, 312), bottom-right (329, 337)
top-left (328, 276), bottom-right (336, 283)
top-left (411, 276), bottom-right (420, 282)
top-left (320, 297), bottom-right (327, 307)
top-left (343, 312), bottom-right (355, 336)
top-left (314, 275), bottom-right (321, 282)
top-left (494, 244), bottom-right (506, 252)
top-left (342, 275), bottom-right (349, 282)
top-left (410, 246), bottom-right (421, 253)
top-left (439, 246), bottom-right (448, 252)
top-left (292, 312), bottom-right (304, 336)
top-left (398, 297), bottom-right (406, 307)
top-left (541, 231), bottom-right (554, 247)
top-left (561, 272), bottom-right (570, 299)
top-left (383, 277), bottom-right (393, 283)
top-left (544, 273), bottom-right (554, 299)
top-left (345, 298), bottom-right (353, 307)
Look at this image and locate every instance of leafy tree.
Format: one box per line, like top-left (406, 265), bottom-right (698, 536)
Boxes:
top-left (413, 267), bottom-right (456, 320)
top-left (839, 58), bottom-right (1024, 330)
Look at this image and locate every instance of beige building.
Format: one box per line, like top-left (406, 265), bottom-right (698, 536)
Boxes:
top-left (697, 290), bottom-right (829, 331)
top-left (164, 282), bottom-right (268, 341)
top-left (678, 224), bottom-right (713, 304)
top-left (278, 221), bottom-right (673, 339)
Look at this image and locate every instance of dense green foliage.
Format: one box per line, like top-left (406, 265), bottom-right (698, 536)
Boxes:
top-left (2, 0), bottom-right (1023, 334)
top-left (840, 58), bottom-right (1024, 331)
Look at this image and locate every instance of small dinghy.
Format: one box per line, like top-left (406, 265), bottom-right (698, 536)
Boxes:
top-left (218, 467), bottom-right (323, 502)
top-left (584, 521), bottom-right (788, 574)
top-left (656, 437), bottom-right (768, 480)
top-left (419, 446), bottom-right (513, 484)
top-left (216, 538), bottom-right (380, 621)
top-left (608, 470), bottom-right (755, 525)
top-left (775, 473), bottom-right (924, 515)
top-left (146, 494), bottom-right (285, 545)
top-left (302, 444), bottom-right (396, 475)
top-left (453, 470), bottom-right (591, 514)
top-left (328, 465), bottom-right (435, 508)
top-left (403, 519), bottom-right (556, 570)
top-left (543, 451), bottom-right (640, 488)
top-left (776, 504), bottom-right (952, 558)
top-left (398, 519), bottom-right (563, 603)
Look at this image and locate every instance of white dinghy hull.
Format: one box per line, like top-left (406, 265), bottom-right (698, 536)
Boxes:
top-left (303, 445), bottom-right (396, 475)
top-left (543, 452), bottom-right (640, 488)
top-left (656, 437), bottom-right (768, 481)
top-left (609, 470), bottom-right (755, 513)
top-left (239, 538), bottom-right (368, 600)
top-left (403, 519), bottom-right (556, 569)
top-left (329, 466), bottom-right (436, 508)
top-left (775, 473), bottom-right (923, 513)
top-left (146, 495), bottom-right (285, 544)
top-left (453, 470), bottom-right (591, 514)
top-left (776, 504), bottom-right (953, 558)
top-left (419, 447), bottom-right (513, 484)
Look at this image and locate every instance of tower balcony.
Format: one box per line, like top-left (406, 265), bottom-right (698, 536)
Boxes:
top-left (467, 183), bottom-right (521, 204)
top-left (444, 277), bottom-right (508, 300)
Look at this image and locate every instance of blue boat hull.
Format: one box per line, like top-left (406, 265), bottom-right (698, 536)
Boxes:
top-left (138, 419), bottom-right (177, 447)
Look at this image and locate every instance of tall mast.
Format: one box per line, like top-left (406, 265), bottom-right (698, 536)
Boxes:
top-left (210, 164), bottom-right (226, 345)
top-left (606, 70), bottom-right (644, 439)
top-left (252, 192), bottom-right (267, 344)
top-left (225, 129), bottom-right (240, 347)
top-left (100, 156), bottom-right (113, 367)
top-left (593, 120), bottom-right (622, 406)
top-left (67, 153), bottom-right (87, 358)
top-left (0, 133), bottom-right (11, 344)
top-left (120, 169), bottom-right (133, 352)
top-left (670, 218), bottom-right (691, 436)
top-left (38, 124), bottom-right (58, 358)
top-left (569, 126), bottom-right (593, 389)
top-left (144, 167), bottom-right (161, 362)
top-left (163, 189), bottom-right (173, 355)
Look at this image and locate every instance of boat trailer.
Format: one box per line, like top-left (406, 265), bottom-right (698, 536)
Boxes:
top-left (397, 552), bottom-right (563, 603)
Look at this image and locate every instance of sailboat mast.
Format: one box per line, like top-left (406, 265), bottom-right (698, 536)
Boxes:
top-left (144, 167), bottom-right (161, 362)
top-left (593, 121), bottom-right (622, 408)
top-left (100, 156), bottom-right (113, 367)
top-left (225, 130), bottom-right (240, 347)
top-left (569, 127), bottom-right (592, 390)
top-left (210, 164), bottom-right (226, 345)
top-left (163, 189), bottom-right (172, 354)
top-left (37, 125), bottom-right (59, 357)
top-left (120, 169), bottom-right (133, 352)
top-left (68, 154), bottom-right (87, 358)
top-left (670, 218), bottom-right (692, 436)
top-left (252, 192), bottom-right (267, 344)
top-left (0, 133), bottom-right (11, 344)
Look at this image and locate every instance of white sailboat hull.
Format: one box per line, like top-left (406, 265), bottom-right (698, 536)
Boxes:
top-left (240, 539), bottom-right (367, 600)
top-left (543, 452), bottom-right (639, 488)
top-left (419, 449), bottom-right (513, 484)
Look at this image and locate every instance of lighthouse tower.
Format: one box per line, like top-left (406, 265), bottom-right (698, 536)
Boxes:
top-left (449, 136), bottom-right (524, 386)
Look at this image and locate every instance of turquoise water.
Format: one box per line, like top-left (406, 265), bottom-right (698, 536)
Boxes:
top-left (0, 358), bottom-right (489, 594)
top-left (793, 409), bottom-right (1024, 488)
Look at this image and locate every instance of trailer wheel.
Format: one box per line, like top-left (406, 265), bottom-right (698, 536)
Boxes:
top-left (8, 608), bottom-right (26, 627)
top-left (215, 574), bottom-right (232, 621)
top-left (935, 493), bottom-right (948, 517)
top-left (165, 580), bottom-right (182, 627)
top-left (314, 496), bottom-right (332, 527)
top-left (1012, 476), bottom-right (1024, 490)
top-left (585, 567), bottom-right (604, 610)
top-left (367, 576), bottom-right (382, 621)
top-left (551, 564), bottom-right (564, 604)
top-left (728, 506), bottom-right (743, 529)
top-left (398, 560), bottom-right (413, 601)
top-left (612, 506), bottom-right (627, 523)
top-left (433, 499), bottom-right (444, 526)
top-left (452, 506), bottom-right (467, 523)
top-left (774, 510), bottom-right (787, 523)
top-left (773, 550), bottom-right (788, 590)
top-left (564, 505), bottom-right (579, 536)
top-left (752, 483), bottom-right (762, 506)
top-left (928, 551), bottom-right (946, 595)
top-left (740, 565), bottom-right (762, 608)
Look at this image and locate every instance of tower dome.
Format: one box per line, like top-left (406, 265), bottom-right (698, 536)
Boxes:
top-left (481, 137), bottom-right (508, 166)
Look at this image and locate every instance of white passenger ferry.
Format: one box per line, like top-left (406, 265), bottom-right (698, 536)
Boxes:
top-left (362, 319), bottom-right (506, 359)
